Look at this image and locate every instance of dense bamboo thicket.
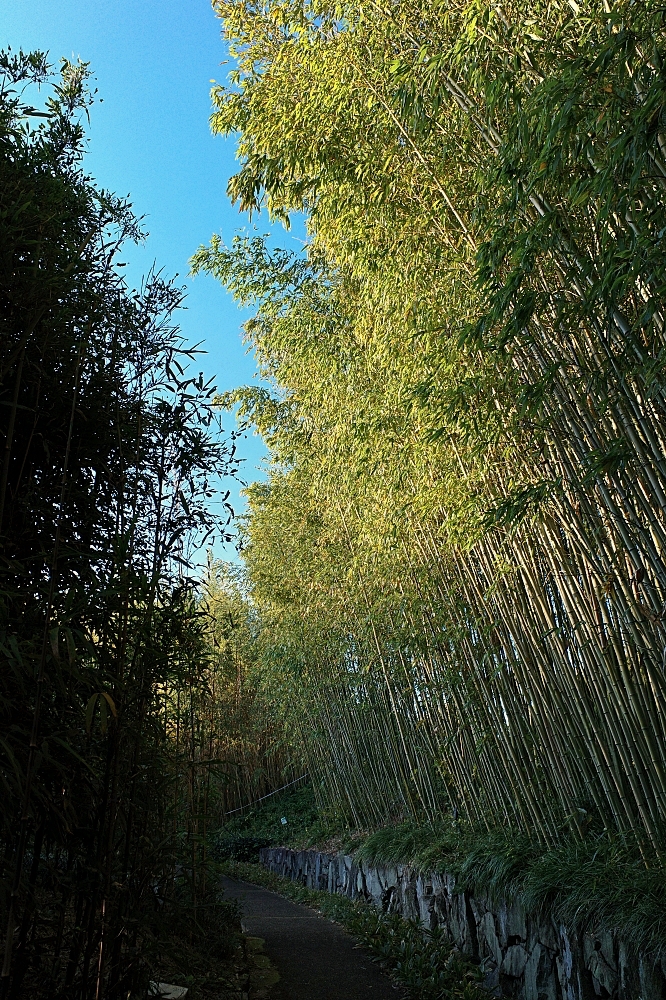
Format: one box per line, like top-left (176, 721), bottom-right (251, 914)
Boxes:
top-left (196, 0), bottom-right (666, 860)
top-left (0, 53), bottom-right (248, 998)
top-left (198, 561), bottom-right (300, 816)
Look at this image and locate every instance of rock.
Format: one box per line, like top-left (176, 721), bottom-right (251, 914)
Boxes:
top-left (148, 985), bottom-right (188, 999)
top-left (523, 941), bottom-right (559, 1000)
top-left (479, 910), bottom-right (502, 968)
top-left (584, 932), bottom-right (618, 997)
top-left (243, 931), bottom-right (281, 996)
top-left (498, 901), bottom-right (527, 949)
top-left (536, 919), bottom-right (559, 954)
top-left (502, 943), bottom-right (528, 978)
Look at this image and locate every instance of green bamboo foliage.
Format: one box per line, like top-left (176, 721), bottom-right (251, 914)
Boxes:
top-left (197, 0), bottom-right (666, 861)
top-left (198, 560), bottom-right (300, 814)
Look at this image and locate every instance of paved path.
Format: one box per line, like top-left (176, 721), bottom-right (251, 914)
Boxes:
top-left (221, 876), bottom-right (403, 1000)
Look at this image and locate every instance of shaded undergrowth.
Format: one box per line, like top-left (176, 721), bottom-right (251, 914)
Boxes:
top-left (221, 859), bottom-right (484, 1000)
top-left (143, 870), bottom-right (245, 999)
top-left (214, 783), bottom-right (344, 859)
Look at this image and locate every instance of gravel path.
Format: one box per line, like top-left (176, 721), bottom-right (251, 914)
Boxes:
top-left (221, 875), bottom-right (404, 1000)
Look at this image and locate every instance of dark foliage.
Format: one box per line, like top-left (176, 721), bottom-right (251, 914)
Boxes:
top-left (0, 51), bottom-right (237, 999)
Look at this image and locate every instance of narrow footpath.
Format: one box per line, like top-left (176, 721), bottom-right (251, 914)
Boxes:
top-left (221, 876), bottom-right (404, 1000)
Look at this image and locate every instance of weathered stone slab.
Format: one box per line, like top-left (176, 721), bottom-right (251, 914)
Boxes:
top-left (148, 984), bottom-right (188, 999)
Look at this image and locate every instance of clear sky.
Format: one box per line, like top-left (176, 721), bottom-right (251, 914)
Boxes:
top-left (1, 0), bottom-right (298, 559)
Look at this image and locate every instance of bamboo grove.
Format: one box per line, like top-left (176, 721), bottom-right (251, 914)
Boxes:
top-left (0, 53), bottom-right (295, 998)
top-left (193, 0), bottom-right (666, 862)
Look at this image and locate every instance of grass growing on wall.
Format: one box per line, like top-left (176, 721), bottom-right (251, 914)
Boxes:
top-left (357, 823), bottom-right (666, 960)
top-left (221, 860), bottom-right (484, 1000)
top-left (216, 788), bottom-right (666, 960)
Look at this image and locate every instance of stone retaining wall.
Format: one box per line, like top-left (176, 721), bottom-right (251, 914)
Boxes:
top-left (259, 846), bottom-right (665, 1000)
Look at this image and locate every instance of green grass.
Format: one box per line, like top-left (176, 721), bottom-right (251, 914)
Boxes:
top-left (221, 859), bottom-right (484, 1000)
top-left (356, 822), bottom-right (666, 959)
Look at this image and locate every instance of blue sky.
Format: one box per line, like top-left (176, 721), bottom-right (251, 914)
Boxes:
top-left (1, 0), bottom-right (300, 559)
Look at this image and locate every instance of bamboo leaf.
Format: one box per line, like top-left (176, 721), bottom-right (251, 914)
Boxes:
top-left (50, 627), bottom-right (60, 662)
top-left (100, 691), bottom-right (117, 718)
top-left (85, 693), bottom-right (99, 735)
